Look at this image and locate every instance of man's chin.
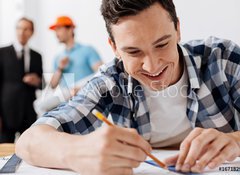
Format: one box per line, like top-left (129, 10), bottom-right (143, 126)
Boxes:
top-left (142, 83), bottom-right (169, 91)
top-left (149, 81), bottom-right (169, 91)
top-left (136, 77), bottom-right (169, 91)
top-left (150, 86), bottom-right (167, 91)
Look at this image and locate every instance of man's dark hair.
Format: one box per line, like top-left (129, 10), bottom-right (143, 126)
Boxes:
top-left (101, 0), bottom-right (178, 43)
top-left (18, 17), bottom-right (34, 32)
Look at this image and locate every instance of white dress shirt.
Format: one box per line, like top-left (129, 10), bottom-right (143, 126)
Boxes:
top-left (13, 41), bottom-right (30, 72)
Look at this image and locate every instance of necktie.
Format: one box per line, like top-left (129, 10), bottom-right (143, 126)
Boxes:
top-left (20, 49), bottom-right (25, 73)
top-left (21, 49), bottom-right (24, 60)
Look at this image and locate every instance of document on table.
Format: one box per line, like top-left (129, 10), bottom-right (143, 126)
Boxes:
top-left (1, 150), bottom-right (240, 175)
top-left (0, 156), bottom-right (78, 175)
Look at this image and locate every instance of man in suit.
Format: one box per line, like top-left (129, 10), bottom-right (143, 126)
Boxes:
top-left (0, 17), bottom-right (44, 143)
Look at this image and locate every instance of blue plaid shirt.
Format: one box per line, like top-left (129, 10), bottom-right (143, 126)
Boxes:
top-left (35, 36), bottom-right (240, 140)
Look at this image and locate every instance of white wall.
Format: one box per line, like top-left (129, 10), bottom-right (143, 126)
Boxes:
top-left (0, 0), bottom-right (25, 46)
top-left (0, 0), bottom-right (240, 78)
top-left (174, 0), bottom-right (240, 44)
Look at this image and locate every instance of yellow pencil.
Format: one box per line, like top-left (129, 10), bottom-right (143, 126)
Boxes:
top-left (92, 109), bottom-right (167, 169)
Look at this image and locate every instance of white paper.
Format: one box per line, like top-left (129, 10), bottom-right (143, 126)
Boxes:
top-left (0, 156), bottom-right (78, 175)
top-left (1, 151), bottom-right (240, 175)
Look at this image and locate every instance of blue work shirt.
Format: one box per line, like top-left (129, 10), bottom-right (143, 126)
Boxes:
top-left (54, 43), bottom-right (101, 87)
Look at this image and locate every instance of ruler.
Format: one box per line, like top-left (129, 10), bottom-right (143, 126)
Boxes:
top-left (0, 154), bottom-right (22, 173)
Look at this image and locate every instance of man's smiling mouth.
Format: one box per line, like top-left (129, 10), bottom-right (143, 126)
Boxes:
top-left (142, 66), bottom-right (168, 80)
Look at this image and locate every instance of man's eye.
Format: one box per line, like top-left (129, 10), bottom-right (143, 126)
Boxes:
top-left (156, 42), bottom-right (168, 48)
top-left (128, 50), bottom-right (140, 55)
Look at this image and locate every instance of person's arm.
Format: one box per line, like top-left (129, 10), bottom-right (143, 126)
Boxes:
top-left (23, 53), bottom-right (45, 89)
top-left (50, 57), bottom-right (69, 89)
top-left (16, 74), bottom-right (152, 174)
top-left (49, 68), bottom-right (63, 89)
top-left (16, 125), bottom-right (76, 169)
top-left (164, 41), bottom-right (240, 173)
top-left (16, 124), bottom-right (151, 174)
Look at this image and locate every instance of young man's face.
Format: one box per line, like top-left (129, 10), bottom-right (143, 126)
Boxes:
top-left (54, 26), bottom-right (73, 43)
top-left (109, 3), bottom-right (182, 91)
top-left (16, 20), bottom-right (33, 46)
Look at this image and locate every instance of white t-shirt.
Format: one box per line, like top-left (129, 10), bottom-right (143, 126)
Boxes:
top-left (144, 65), bottom-right (192, 147)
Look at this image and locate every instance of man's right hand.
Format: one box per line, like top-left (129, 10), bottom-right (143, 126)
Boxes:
top-left (16, 125), bottom-right (151, 175)
top-left (65, 126), bottom-right (151, 175)
top-left (50, 57), bottom-right (69, 88)
top-left (58, 57), bottom-right (69, 70)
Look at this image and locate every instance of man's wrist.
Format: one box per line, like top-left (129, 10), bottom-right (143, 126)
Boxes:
top-left (227, 131), bottom-right (240, 150)
top-left (57, 67), bottom-right (64, 72)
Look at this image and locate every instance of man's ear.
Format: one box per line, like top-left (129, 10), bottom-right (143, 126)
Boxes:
top-left (108, 38), bottom-right (120, 59)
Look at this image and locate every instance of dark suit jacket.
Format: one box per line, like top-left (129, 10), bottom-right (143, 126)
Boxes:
top-left (0, 45), bottom-right (43, 131)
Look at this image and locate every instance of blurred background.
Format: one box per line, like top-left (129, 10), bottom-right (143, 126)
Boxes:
top-left (0, 0), bottom-right (239, 78)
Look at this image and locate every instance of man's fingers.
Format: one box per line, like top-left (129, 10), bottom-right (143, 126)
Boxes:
top-left (113, 127), bottom-right (152, 154)
top-left (183, 129), bottom-right (220, 169)
top-left (60, 57), bottom-right (69, 67)
top-left (207, 144), bottom-right (239, 169)
top-left (190, 137), bottom-right (226, 172)
top-left (176, 128), bottom-right (202, 171)
top-left (163, 154), bottom-right (179, 166)
top-left (108, 140), bottom-right (147, 162)
top-left (106, 156), bottom-right (141, 168)
top-left (96, 127), bottom-right (150, 162)
top-left (107, 167), bottom-right (133, 175)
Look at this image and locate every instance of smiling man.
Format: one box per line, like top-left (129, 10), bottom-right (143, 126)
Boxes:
top-left (16, 0), bottom-right (240, 175)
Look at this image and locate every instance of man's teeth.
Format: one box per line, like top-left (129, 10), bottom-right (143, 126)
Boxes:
top-left (145, 70), bottom-right (163, 77)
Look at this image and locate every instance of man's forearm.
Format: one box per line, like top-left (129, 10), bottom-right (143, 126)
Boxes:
top-left (50, 69), bottom-right (62, 89)
top-left (15, 125), bottom-right (82, 169)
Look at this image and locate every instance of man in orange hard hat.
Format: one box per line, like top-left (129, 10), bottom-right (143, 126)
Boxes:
top-left (49, 16), bottom-right (102, 94)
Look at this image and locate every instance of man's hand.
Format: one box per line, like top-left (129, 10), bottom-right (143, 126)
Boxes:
top-left (23, 73), bottom-right (41, 87)
top-left (164, 128), bottom-right (240, 173)
top-left (65, 126), bottom-right (151, 175)
top-left (70, 86), bottom-right (81, 96)
top-left (58, 57), bottom-right (69, 70)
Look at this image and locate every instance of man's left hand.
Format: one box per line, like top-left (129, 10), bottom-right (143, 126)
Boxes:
top-left (23, 73), bottom-right (41, 87)
top-left (164, 128), bottom-right (240, 173)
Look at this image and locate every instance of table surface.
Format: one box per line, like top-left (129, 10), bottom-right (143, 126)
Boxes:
top-left (0, 144), bottom-right (15, 157)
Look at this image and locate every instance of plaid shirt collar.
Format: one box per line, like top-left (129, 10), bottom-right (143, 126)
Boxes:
top-left (180, 45), bottom-right (201, 90)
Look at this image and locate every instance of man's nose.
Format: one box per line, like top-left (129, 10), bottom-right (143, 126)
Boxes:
top-left (142, 56), bottom-right (159, 73)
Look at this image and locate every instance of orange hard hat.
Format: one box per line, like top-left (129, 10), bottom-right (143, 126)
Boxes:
top-left (49, 16), bottom-right (75, 30)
